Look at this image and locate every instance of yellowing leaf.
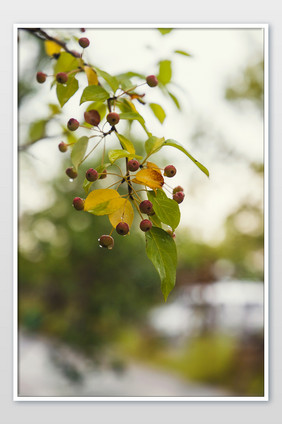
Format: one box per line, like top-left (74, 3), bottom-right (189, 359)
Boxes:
top-left (116, 134), bottom-right (135, 154)
top-left (132, 168), bottom-right (164, 189)
top-left (108, 198), bottom-right (134, 228)
top-left (84, 66), bottom-right (99, 86)
top-left (146, 162), bottom-right (162, 175)
top-left (44, 40), bottom-right (62, 56)
top-left (84, 189), bottom-right (120, 215)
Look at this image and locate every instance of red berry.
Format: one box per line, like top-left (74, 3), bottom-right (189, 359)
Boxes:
top-left (73, 197), bottom-right (84, 210)
top-left (65, 167), bottom-right (78, 179)
top-left (58, 142), bottom-right (68, 152)
top-left (56, 72), bottom-right (68, 84)
top-left (173, 191), bottom-right (185, 204)
top-left (84, 110), bottom-right (100, 126)
top-left (106, 112), bottom-right (120, 126)
top-left (79, 37), bottom-right (90, 48)
top-left (164, 165), bottom-right (177, 177)
top-left (139, 200), bottom-right (153, 215)
top-left (173, 185), bottom-right (184, 194)
top-left (99, 169), bottom-right (107, 179)
top-left (140, 219), bottom-right (152, 232)
top-left (146, 75), bottom-right (158, 87)
top-left (116, 222), bottom-right (129, 235)
top-left (67, 118), bottom-right (80, 131)
top-left (36, 72), bottom-right (47, 83)
top-left (86, 168), bottom-right (98, 182)
top-left (80, 28), bottom-right (86, 33)
top-left (99, 235), bottom-right (114, 250)
top-left (128, 159), bottom-right (140, 172)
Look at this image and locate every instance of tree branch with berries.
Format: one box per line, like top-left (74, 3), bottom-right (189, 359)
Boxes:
top-left (28, 27), bottom-right (209, 301)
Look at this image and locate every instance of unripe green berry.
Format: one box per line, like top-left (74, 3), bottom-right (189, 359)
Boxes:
top-left (67, 118), bottom-right (80, 131)
top-left (79, 37), bottom-right (90, 48)
top-left (106, 112), bottom-right (120, 126)
top-left (164, 165), bottom-right (177, 177)
top-left (36, 71), bottom-right (47, 83)
top-left (173, 185), bottom-right (184, 194)
top-left (146, 75), bottom-right (158, 87)
top-left (56, 72), bottom-right (68, 84)
top-left (139, 200), bottom-right (153, 215)
top-left (86, 168), bottom-right (98, 182)
top-left (140, 219), bottom-right (152, 232)
top-left (72, 197), bottom-right (84, 210)
top-left (58, 141), bottom-right (68, 152)
top-left (116, 222), bottom-right (129, 235)
top-left (84, 109), bottom-right (100, 126)
top-left (173, 191), bottom-right (185, 204)
top-left (128, 159), bottom-right (140, 172)
top-left (99, 235), bottom-right (114, 250)
top-left (66, 167), bottom-right (78, 179)
top-left (99, 169), bottom-right (107, 179)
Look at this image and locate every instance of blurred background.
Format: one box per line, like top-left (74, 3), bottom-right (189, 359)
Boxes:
top-left (17, 27), bottom-right (265, 397)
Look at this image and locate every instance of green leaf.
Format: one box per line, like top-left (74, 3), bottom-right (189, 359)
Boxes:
top-left (145, 136), bottom-right (165, 156)
top-left (119, 112), bottom-right (145, 124)
top-left (158, 60), bottom-right (172, 85)
top-left (71, 136), bottom-right (89, 170)
top-left (145, 227), bottom-right (177, 301)
top-left (95, 67), bottom-right (120, 93)
top-left (119, 112), bottom-right (151, 136)
top-left (83, 178), bottom-right (93, 195)
top-left (164, 139), bottom-right (209, 177)
top-left (48, 103), bottom-right (61, 115)
top-left (147, 190), bottom-right (180, 230)
top-left (28, 119), bottom-right (47, 142)
top-left (174, 50), bottom-right (192, 57)
top-left (116, 134), bottom-right (135, 154)
top-left (80, 85), bottom-right (109, 104)
top-left (108, 149), bottom-right (142, 164)
top-left (149, 103), bottom-right (166, 124)
top-left (157, 28), bottom-right (173, 35)
top-left (168, 91), bottom-right (181, 109)
top-left (54, 52), bottom-right (80, 74)
top-left (56, 75), bottom-right (78, 107)
top-left (149, 214), bottom-right (162, 228)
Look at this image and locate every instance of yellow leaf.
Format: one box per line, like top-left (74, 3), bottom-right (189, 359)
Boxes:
top-left (84, 189), bottom-right (120, 215)
top-left (127, 100), bottom-right (138, 113)
top-left (146, 162), bottom-right (162, 175)
top-left (44, 40), bottom-right (62, 56)
top-left (132, 168), bottom-right (164, 189)
top-left (84, 66), bottom-right (99, 86)
top-left (108, 198), bottom-right (134, 228)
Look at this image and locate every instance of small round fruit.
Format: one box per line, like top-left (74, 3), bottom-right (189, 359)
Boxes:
top-left (99, 169), bottom-right (107, 179)
top-left (146, 75), bottom-right (158, 87)
top-left (116, 222), bottom-right (129, 235)
top-left (67, 118), bottom-right (79, 131)
top-left (99, 235), bottom-right (114, 250)
top-left (58, 141), bottom-right (68, 152)
top-left (86, 168), bottom-right (98, 182)
top-left (173, 185), bottom-right (184, 194)
top-left (36, 71), bottom-right (47, 83)
top-left (128, 159), bottom-right (140, 172)
top-left (79, 37), bottom-right (90, 48)
top-left (65, 167), bottom-right (78, 179)
top-left (164, 165), bottom-right (177, 177)
top-left (173, 191), bottom-right (185, 204)
top-left (167, 230), bottom-right (176, 238)
top-left (56, 72), bottom-right (68, 84)
top-left (72, 197), bottom-right (84, 210)
top-left (106, 112), bottom-right (120, 126)
top-left (140, 219), bottom-right (152, 232)
top-left (139, 200), bottom-right (153, 215)
top-left (84, 109), bottom-right (100, 126)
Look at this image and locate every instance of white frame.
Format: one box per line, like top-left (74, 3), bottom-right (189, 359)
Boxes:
top-left (13, 23), bottom-right (269, 402)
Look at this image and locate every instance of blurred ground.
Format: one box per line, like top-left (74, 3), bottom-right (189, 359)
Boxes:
top-left (19, 332), bottom-right (230, 397)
